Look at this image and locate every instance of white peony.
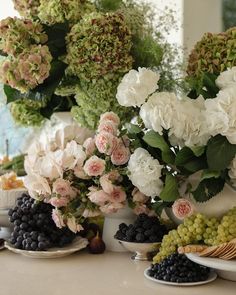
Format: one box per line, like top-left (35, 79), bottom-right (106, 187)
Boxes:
top-left (216, 67), bottom-right (236, 89)
top-left (205, 86), bottom-right (236, 144)
top-left (229, 156), bottom-right (236, 188)
top-left (140, 92), bottom-right (177, 134)
top-left (24, 173), bottom-right (51, 199)
top-left (116, 67), bottom-right (159, 107)
top-left (128, 148), bottom-right (163, 197)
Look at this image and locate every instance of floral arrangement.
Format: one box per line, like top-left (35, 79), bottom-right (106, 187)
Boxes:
top-left (23, 112), bottom-right (154, 232)
top-left (0, 0), bottom-right (178, 129)
top-left (115, 63), bottom-right (236, 215)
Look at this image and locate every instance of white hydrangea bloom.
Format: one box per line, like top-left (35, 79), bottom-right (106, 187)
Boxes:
top-left (205, 86), bottom-right (236, 144)
top-left (216, 67), bottom-right (236, 89)
top-left (116, 67), bottom-right (159, 107)
top-left (229, 156), bottom-right (236, 188)
top-left (128, 148), bottom-right (163, 197)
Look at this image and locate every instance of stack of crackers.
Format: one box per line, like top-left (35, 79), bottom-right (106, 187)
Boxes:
top-left (178, 239), bottom-right (236, 260)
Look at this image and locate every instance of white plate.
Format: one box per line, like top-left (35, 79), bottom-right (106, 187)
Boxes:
top-left (186, 253), bottom-right (236, 272)
top-left (4, 237), bottom-right (88, 258)
top-left (144, 268), bottom-right (217, 286)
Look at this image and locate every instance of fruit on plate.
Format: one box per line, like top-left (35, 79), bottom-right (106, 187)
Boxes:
top-left (148, 253), bottom-right (210, 283)
top-left (0, 172), bottom-right (24, 190)
top-left (8, 194), bottom-right (77, 251)
top-left (114, 213), bottom-right (168, 243)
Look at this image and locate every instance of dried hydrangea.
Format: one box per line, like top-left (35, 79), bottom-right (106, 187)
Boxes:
top-left (66, 12), bottom-right (133, 81)
top-left (38, 0), bottom-right (95, 25)
top-left (0, 45), bottom-right (52, 93)
top-left (187, 27), bottom-right (236, 77)
top-left (10, 100), bottom-right (45, 127)
top-left (12, 0), bottom-right (40, 19)
top-left (0, 17), bottom-right (48, 56)
top-left (71, 75), bottom-right (136, 129)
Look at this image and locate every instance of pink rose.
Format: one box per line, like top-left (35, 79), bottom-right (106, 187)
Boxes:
top-left (100, 170), bottom-right (121, 194)
top-left (98, 120), bottom-right (118, 135)
top-left (82, 209), bottom-right (101, 218)
top-left (52, 209), bottom-right (65, 228)
top-left (67, 216), bottom-right (84, 233)
top-left (133, 204), bottom-right (150, 215)
top-left (111, 144), bottom-right (130, 165)
top-left (100, 112), bottom-right (120, 126)
top-left (100, 202), bottom-right (124, 214)
top-left (95, 132), bottom-right (118, 155)
top-left (88, 187), bottom-right (109, 205)
top-left (49, 196), bottom-right (69, 208)
top-left (172, 198), bottom-right (195, 220)
top-left (110, 186), bottom-right (126, 203)
top-left (83, 156), bottom-right (106, 176)
top-left (132, 188), bottom-right (149, 203)
top-left (83, 137), bottom-right (96, 156)
top-left (52, 178), bottom-right (76, 199)
top-left (74, 165), bottom-right (90, 179)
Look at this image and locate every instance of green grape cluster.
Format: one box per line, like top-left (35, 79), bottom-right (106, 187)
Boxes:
top-left (153, 208), bottom-right (236, 264)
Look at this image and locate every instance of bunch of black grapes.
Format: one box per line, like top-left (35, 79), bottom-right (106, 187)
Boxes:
top-left (8, 193), bottom-right (76, 251)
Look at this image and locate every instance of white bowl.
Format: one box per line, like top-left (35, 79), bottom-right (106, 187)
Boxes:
top-left (0, 188), bottom-right (27, 209)
top-left (117, 240), bottom-right (161, 260)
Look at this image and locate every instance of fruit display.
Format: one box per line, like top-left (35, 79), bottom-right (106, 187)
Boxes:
top-left (8, 194), bottom-right (76, 251)
top-left (114, 214), bottom-right (168, 243)
top-left (88, 232), bottom-right (106, 254)
top-left (148, 254), bottom-right (210, 283)
top-left (0, 172), bottom-right (24, 190)
top-left (153, 207), bottom-right (236, 263)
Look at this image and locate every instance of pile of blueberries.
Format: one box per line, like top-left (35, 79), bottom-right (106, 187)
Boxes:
top-left (148, 254), bottom-right (210, 283)
top-left (114, 214), bottom-right (168, 243)
top-left (8, 194), bottom-right (76, 251)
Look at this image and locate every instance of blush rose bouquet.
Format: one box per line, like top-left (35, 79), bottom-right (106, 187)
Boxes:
top-left (23, 112), bottom-right (154, 232)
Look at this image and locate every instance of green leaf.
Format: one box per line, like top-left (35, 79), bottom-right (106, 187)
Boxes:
top-left (192, 177), bottom-right (225, 202)
top-left (206, 135), bottom-right (236, 171)
top-left (152, 202), bottom-right (169, 216)
top-left (175, 147), bottom-right (207, 172)
top-left (162, 151), bottom-right (175, 164)
top-left (125, 123), bottom-right (142, 134)
top-left (190, 146), bottom-right (205, 157)
top-left (160, 174), bottom-right (180, 202)
top-left (175, 147), bottom-right (194, 166)
top-left (201, 169), bottom-right (221, 181)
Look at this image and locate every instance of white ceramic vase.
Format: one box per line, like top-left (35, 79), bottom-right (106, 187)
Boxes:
top-left (102, 205), bottom-right (136, 252)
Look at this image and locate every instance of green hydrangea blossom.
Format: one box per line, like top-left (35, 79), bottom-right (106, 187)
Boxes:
top-left (71, 75), bottom-right (136, 129)
top-left (187, 27), bottom-right (236, 77)
top-left (0, 17), bottom-right (48, 56)
top-left (10, 100), bottom-right (45, 127)
top-left (12, 0), bottom-right (40, 19)
top-left (38, 0), bottom-right (95, 25)
top-left (65, 12), bottom-right (133, 81)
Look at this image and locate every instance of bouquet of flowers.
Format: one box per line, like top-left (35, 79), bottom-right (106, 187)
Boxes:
top-left (0, 0), bottom-right (178, 129)
top-left (24, 112), bottom-right (154, 232)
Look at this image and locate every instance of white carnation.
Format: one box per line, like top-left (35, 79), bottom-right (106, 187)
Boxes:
top-left (116, 67), bottom-right (159, 107)
top-left (205, 86), bottom-right (236, 144)
top-left (216, 67), bottom-right (236, 89)
top-left (140, 92), bottom-right (177, 134)
top-left (229, 156), bottom-right (236, 188)
top-left (128, 148), bottom-right (163, 197)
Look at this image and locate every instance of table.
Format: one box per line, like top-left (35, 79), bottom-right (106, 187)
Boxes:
top-left (0, 250), bottom-right (235, 295)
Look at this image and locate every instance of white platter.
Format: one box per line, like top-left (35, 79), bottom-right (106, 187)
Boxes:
top-left (4, 237), bottom-right (88, 258)
top-left (144, 267), bottom-right (217, 286)
top-left (186, 253), bottom-right (236, 281)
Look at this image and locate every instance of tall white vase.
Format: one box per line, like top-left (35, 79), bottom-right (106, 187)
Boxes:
top-left (102, 206), bottom-right (136, 252)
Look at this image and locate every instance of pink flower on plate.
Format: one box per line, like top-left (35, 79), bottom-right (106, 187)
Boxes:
top-left (83, 137), bottom-right (96, 156)
top-left (172, 198), bottom-right (195, 220)
top-left (82, 208), bottom-right (101, 218)
top-left (52, 209), bottom-right (65, 228)
top-left (67, 216), bottom-right (84, 233)
top-left (98, 120), bottom-right (118, 135)
top-left (100, 112), bottom-right (120, 126)
top-left (111, 144), bottom-right (130, 165)
top-left (52, 178), bottom-right (76, 199)
top-left (95, 131), bottom-right (118, 155)
top-left (83, 156), bottom-right (106, 177)
top-left (132, 188), bottom-right (149, 203)
top-left (87, 187), bottom-right (109, 205)
top-left (49, 196), bottom-right (69, 208)
top-left (100, 202), bottom-right (124, 214)
top-left (100, 170), bottom-right (121, 194)
top-left (110, 186), bottom-right (126, 203)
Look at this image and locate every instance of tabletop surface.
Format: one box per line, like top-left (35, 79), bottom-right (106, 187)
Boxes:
top-left (0, 249), bottom-right (235, 295)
